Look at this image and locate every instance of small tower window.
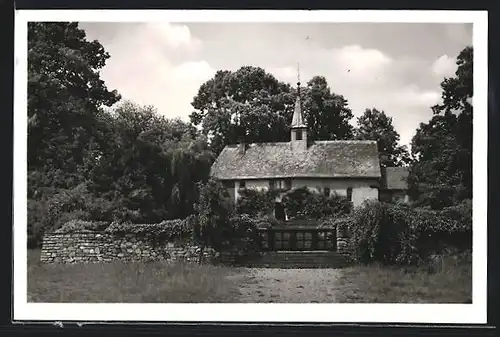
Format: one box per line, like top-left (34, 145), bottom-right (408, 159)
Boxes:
top-left (324, 187), bottom-right (331, 197)
top-left (347, 187), bottom-right (353, 201)
top-left (296, 130), bottom-right (303, 140)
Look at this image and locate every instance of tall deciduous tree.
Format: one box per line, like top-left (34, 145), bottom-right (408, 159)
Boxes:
top-left (89, 101), bottom-right (215, 222)
top-left (408, 46), bottom-right (473, 209)
top-left (302, 76), bottom-right (354, 141)
top-left (190, 67), bottom-right (355, 155)
top-left (28, 22), bottom-right (121, 191)
top-left (355, 108), bottom-right (410, 167)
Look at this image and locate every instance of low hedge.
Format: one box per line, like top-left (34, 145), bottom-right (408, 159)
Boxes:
top-left (55, 220), bottom-right (110, 233)
top-left (347, 200), bottom-right (472, 266)
top-left (53, 217), bottom-right (195, 247)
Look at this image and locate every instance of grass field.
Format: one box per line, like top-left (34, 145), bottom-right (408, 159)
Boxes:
top-left (28, 249), bottom-right (244, 303)
top-left (335, 256), bottom-right (472, 303)
top-left (28, 249), bottom-right (472, 303)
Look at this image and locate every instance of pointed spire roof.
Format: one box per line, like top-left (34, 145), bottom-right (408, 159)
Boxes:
top-left (291, 64), bottom-right (306, 129)
top-left (291, 95), bottom-right (306, 128)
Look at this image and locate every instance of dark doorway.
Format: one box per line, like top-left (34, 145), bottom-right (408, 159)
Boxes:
top-left (274, 202), bottom-right (286, 221)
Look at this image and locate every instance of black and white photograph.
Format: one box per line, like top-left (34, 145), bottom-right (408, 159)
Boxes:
top-left (13, 10), bottom-right (487, 324)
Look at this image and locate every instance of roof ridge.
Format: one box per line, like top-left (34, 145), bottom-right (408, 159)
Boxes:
top-left (225, 139), bottom-right (377, 148)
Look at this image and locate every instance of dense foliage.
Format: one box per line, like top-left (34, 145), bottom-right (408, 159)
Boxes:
top-left (192, 179), bottom-right (233, 250)
top-left (355, 108), bottom-right (410, 167)
top-left (27, 23), bottom-right (215, 247)
top-left (27, 22), bottom-right (473, 258)
top-left (281, 187), bottom-right (352, 220)
top-left (347, 200), bottom-right (472, 266)
top-left (408, 46), bottom-right (473, 209)
top-left (235, 189), bottom-right (280, 217)
top-left (55, 219), bottom-right (110, 233)
top-left (190, 67), bottom-right (354, 156)
top-left (54, 218), bottom-right (195, 247)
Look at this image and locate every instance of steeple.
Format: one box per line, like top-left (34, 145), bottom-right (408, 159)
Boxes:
top-left (290, 63), bottom-right (308, 151)
top-left (291, 63), bottom-right (306, 128)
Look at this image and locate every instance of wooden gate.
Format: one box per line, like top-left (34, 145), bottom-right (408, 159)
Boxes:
top-left (259, 228), bottom-right (337, 251)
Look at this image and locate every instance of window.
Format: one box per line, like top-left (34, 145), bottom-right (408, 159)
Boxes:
top-left (285, 179), bottom-right (292, 190)
top-left (324, 187), bottom-right (331, 197)
top-left (239, 180), bottom-right (246, 188)
top-left (269, 179), bottom-right (276, 189)
top-left (347, 187), bottom-right (353, 201)
top-left (222, 181), bottom-right (235, 188)
top-left (296, 130), bottom-right (303, 140)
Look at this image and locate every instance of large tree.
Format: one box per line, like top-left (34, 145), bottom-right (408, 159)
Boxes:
top-left (190, 67), bottom-right (354, 155)
top-left (408, 46), bottom-right (473, 209)
top-left (302, 76), bottom-right (354, 141)
top-left (28, 22), bottom-right (121, 192)
top-left (354, 108), bottom-right (410, 167)
top-left (88, 101), bottom-right (215, 222)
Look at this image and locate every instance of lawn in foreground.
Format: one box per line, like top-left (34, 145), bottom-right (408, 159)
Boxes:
top-left (28, 250), bottom-right (245, 303)
top-left (335, 258), bottom-right (472, 303)
top-left (28, 249), bottom-right (472, 303)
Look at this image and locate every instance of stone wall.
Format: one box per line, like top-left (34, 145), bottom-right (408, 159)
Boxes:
top-left (336, 223), bottom-right (351, 257)
top-left (40, 232), bottom-right (219, 264)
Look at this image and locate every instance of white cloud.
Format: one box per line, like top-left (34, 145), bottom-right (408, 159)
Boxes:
top-left (266, 46), bottom-right (438, 147)
top-left (82, 23), bottom-right (214, 120)
top-left (395, 85), bottom-right (441, 107)
top-left (80, 23), bottom-right (469, 148)
top-left (268, 66), bottom-right (298, 83)
top-left (332, 45), bottom-right (392, 77)
top-left (432, 54), bottom-right (457, 77)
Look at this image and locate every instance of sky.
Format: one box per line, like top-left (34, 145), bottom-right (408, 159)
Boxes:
top-left (80, 22), bottom-right (472, 148)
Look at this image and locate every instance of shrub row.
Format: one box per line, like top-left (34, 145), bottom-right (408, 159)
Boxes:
top-left (54, 217), bottom-right (195, 247)
top-left (347, 200), bottom-right (472, 266)
top-left (235, 186), bottom-right (352, 220)
top-left (282, 187), bottom-right (352, 220)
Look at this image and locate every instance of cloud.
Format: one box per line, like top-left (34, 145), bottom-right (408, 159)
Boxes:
top-left (331, 45), bottom-right (392, 82)
top-left (432, 54), bottom-right (457, 77)
top-left (81, 23), bottom-right (470, 148)
top-left (266, 45), bottom-right (439, 147)
top-left (82, 23), bottom-right (215, 120)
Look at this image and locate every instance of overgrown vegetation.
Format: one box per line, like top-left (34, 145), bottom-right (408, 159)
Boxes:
top-left (27, 21), bottom-right (473, 269)
top-left (281, 187), bottom-right (352, 220)
top-left (347, 200), bottom-right (472, 266)
top-left (235, 189), bottom-right (280, 217)
top-left (408, 47), bottom-right (472, 209)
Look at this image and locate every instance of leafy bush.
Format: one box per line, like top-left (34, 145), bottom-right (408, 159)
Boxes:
top-left (235, 189), bottom-right (279, 216)
top-left (319, 216), bottom-right (353, 236)
top-left (347, 200), bottom-right (472, 266)
top-left (51, 218), bottom-right (194, 247)
top-left (105, 218), bottom-right (194, 246)
top-left (55, 220), bottom-right (110, 233)
top-left (28, 198), bottom-right (48, 248)
top-left (192, 179), bottom-right (233, 250)
top-left (27, 183), bottom-right (119, 248)
top-left (227, 213), bottom-right (262, 252)
top-left (282, 187), bottom-right (352, 220)
top-left (253, 214), bottom-right (281, 229)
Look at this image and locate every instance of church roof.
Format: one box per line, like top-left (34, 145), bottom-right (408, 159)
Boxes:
top-left (291, 96), bottom-right (306, 128)
top-left (210, 140), bottom-right (381, 180)
top-left (380, 167), bottom-right (409, 190)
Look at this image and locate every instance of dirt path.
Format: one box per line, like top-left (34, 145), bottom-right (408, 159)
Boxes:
top-left (226, 268), bottom-right (343, 303)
